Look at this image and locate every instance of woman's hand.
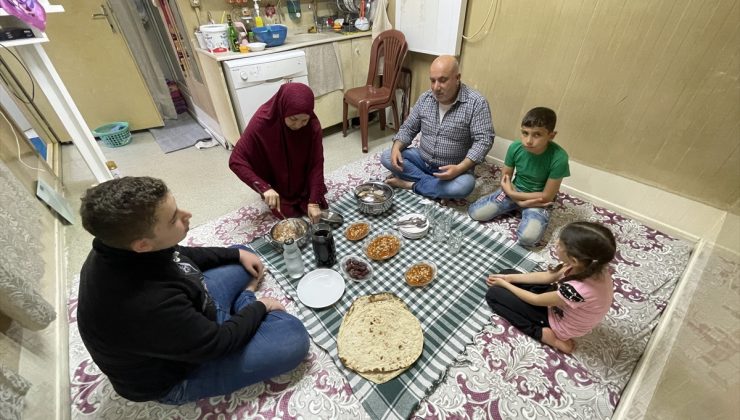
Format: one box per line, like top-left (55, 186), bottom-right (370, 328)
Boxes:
top-left (486, 274), bottom-right (510, 287)
top-left (263, 189), bottom-right (280, 211)
top-left (239, 249), bottom-right (265, 279)
top-left (307, 204), bottom-right (322, 224)
top-left (257, 297), bottom-right (285, 312)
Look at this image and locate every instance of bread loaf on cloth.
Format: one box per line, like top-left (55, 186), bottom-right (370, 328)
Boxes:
top-left (337, 293), bottom-right (424, 383)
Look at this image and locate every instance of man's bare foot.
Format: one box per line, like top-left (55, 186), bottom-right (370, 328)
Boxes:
top-left (541, 328), bottom-right (576, 354)
top-left (385, 175), bottom-right (414, 190)
top-left (245, 273), bottom-right (264, 292)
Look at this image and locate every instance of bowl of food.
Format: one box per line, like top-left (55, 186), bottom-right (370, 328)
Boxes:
top-left (268, 218), bottom-right (310, 252)
top-left (364, 231), bottom-right (403, 261)
top-left (345, 221), bottom-right (371, 241)
top-left (404, 261), bottom-right (437, 287)
top-left (340, 255), bottom-right (373, 281)
top-left (354, 181), bottom-right (394, 215)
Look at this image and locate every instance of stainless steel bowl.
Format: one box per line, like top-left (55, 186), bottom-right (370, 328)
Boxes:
top-left (268, 218), bottom-right (310, 252)
top-left (354, 181), bottom-right (394, 215)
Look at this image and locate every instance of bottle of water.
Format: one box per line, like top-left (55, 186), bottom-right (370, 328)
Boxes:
top-left (283, 238), bottom-right (304, 279)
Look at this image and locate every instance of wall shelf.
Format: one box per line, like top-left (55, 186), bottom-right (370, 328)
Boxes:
top-left (0, 2), bottom-right (111, 182)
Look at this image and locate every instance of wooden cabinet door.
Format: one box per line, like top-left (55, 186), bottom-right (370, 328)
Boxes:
top-left (350, 37), bottom-right (373, 88)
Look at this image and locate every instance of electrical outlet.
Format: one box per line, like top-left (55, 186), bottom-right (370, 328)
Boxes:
top-left (190, 0), bottom-right (201, 7)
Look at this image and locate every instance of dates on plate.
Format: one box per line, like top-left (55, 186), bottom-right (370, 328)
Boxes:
top-left (344, 257), bottom-right (370, 279)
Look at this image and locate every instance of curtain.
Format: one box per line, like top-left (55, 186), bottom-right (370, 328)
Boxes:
top-left (0, 161), bottom-right (56, 331)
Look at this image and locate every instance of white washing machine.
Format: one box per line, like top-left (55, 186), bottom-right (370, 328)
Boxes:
top-left (223, 50), bottom-right (309, 131)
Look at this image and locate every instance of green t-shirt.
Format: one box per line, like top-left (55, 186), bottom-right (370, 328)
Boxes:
top-left (504, 140), bottom-right (570, 193)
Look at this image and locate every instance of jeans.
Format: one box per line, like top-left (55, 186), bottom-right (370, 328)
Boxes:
top-left (468, 187), bottom-right (550, 247)
top-left (159, 247), bottom-right (310, 404)
top-left (380, 148), bottom-right (475, 199)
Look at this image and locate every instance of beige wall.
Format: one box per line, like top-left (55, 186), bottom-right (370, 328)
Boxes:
top-left (395, 0), bottom-right (740, 213)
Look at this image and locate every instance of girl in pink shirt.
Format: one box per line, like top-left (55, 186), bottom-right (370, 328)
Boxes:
top-left (485, 222), bottom-right (616, 354)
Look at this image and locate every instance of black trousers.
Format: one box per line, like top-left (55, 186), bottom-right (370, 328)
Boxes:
top-left (486, 269), bottom-right (551, 340)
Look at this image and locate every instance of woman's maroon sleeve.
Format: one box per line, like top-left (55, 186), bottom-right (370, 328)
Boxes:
top-left (228, 131), bottom-right (272, 195)
top-left (307, 121), bottom-right (328, 207)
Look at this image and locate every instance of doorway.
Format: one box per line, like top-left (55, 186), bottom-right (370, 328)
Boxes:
top-left (108, 0), bottom-right (204, 121)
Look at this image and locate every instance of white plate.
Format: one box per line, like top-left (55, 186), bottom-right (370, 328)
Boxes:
top-left (296, 268), bottom-right (346, 308)
top-left (397, 213), bottom-right (429, 239)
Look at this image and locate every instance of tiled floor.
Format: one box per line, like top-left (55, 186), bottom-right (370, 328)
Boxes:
top-left (62, 122), bottom-right (740, 419)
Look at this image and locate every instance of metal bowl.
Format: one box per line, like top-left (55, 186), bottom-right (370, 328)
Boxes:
top-left (320, 209), bottom-right (345, 229)
top-left (354, 181), bottom-right (394, 215)
top-left (268, 218), bottom-right (310, 252)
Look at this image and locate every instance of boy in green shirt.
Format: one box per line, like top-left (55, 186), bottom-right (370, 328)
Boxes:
top-left (469, 107), bottom-right (570, 247)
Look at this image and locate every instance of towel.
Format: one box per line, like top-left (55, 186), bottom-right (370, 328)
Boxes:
top-left (371, 0), bottom-right (393, 40)
top-left (304, 43), bottom-right (344, 98)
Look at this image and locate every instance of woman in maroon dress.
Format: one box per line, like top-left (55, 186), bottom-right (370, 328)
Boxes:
top-left (229, 83), bottom-right (328, 223)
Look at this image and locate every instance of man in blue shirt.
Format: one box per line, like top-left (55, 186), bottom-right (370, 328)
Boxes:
top-left (381, 55), bottom-right (495, 199)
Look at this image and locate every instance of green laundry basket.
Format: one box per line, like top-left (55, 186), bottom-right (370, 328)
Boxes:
top-left (92, 122), bottom-right (132, 147)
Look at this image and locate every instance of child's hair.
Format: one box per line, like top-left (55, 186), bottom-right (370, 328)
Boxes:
top-left (521, 107), bottom-right (557, 132)
top-left (80, 176), bottom-right (169, 249)
top-left (553, 221), bottom-right (616, 282)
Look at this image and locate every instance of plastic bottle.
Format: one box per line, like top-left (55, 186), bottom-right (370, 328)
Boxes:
top-left (282, 238), bottom-right (305, 279)
top-left (226, 15), bottom-right (239, 52)
top-left (106, 160), bottom-right (121, 178)
top-left (254, 0), bottom-right (264, 27)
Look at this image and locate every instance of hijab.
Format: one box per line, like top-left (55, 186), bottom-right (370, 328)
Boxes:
top-left (231, 83), bottom-right (326, 207)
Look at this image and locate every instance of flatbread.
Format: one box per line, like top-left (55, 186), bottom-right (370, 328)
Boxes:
top-left (357, 367), bottom-right (405, 383)
top-left (337, 293), bottom-right (423, 383)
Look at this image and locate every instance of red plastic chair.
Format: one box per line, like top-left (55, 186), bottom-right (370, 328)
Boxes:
top-left (342, 29), bottom-right (408, 152)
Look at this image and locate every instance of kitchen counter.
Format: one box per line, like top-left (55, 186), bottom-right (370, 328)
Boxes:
top-left (195, 31), bottom-right (371, 62)
top-left (193, 30), bottom-right (373, 148)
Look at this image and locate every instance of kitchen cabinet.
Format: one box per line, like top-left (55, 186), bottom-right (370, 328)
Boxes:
top-left (194, 33), bottom-right (372, 146)
top-left (350, 37), bottom-right (373, 88)
top-left (314, 36), bottom-right (372, 128)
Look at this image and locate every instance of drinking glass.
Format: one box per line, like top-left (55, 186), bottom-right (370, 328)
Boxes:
top-left (433, 212), bottom-right (450, 242)
top-left (447, 229), bottom-right (464, 254)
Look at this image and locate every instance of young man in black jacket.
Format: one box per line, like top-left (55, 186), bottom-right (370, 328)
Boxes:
top-left (77, 176), bottom-right (309, 404)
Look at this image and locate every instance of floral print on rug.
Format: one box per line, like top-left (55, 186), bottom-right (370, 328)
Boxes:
top-left (68, 152), bottom-right (693, 419)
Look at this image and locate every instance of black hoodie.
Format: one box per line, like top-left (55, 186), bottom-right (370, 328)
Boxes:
top-left (77, 239), bottom-right (266, 401)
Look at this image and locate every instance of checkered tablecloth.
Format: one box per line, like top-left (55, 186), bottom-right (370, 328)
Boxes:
top-left (252, 189), bottom-right (539, 420)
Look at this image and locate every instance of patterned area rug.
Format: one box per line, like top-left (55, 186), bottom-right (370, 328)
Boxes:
top-left (67, 151), bottom-right (694, 419)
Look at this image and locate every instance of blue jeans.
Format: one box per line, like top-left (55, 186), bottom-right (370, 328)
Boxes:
top-left (380, 148), bottom-right (475, 199)
top-left (468, 188), bottom-right (550, 247)
top-left (159, 247), bottom-right (309, 404)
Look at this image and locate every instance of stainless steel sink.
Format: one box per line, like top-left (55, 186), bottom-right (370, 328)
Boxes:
top-left (285, 32), bottom-right (344, 43)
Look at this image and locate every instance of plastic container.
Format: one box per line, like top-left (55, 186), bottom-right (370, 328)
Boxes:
top-left (200, 24), bottom-right (230, 53)
top-left (252, 24), bottom-right (288, 47)
top-left (283, 239), bottom-right (305, 279)
top-left (92, 122), bottom-right (131, 148)
top-left (247, 42), bottom-right (266, 51)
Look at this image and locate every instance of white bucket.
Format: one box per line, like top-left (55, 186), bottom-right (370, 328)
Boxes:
top-left (194, 31), bottom-right (207, 49)
top-left (200, 24), bottom-right (229, 53)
